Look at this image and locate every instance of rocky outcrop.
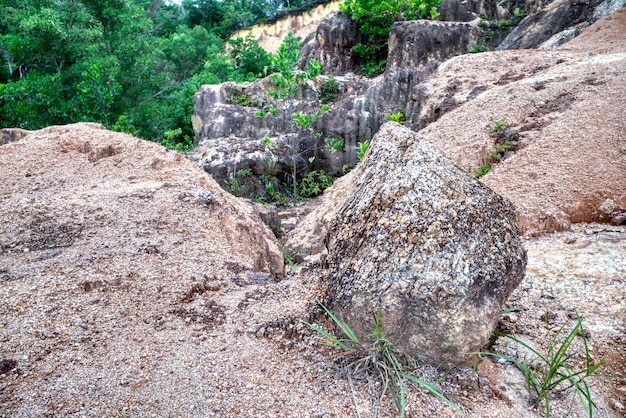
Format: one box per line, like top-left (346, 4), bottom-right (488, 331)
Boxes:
top-left (192, 19), bottom-right (482, 188)
top-left (439, 0), bottom-right (509, 21)
top-left (419, 15), bottom-right (626, 234)
top-left (498, 0), bottom-right (604, 50)
top-left (230, 1), bottom-right (341, 54)
top-left (298, 12), bottom-right (363, 75)
top-left (1, 127), bottom-right (31, 145)
top-left (325, 123), bottom-right (526, 366)
top-left (286, 10), bottom-right (626, 248)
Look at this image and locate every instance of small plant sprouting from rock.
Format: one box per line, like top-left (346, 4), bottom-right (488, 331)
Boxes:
top-left (304, 304), bottom-right (467, 418)
top-left (387, 112), bottom-right (405, 124)
top-left (469, 44), bottom-right (486, 53)
top-left (321, 76), bottom-right (340, 103)
top-left (324, 137), bottom-right (344, 153)
top-left (477, 311), bottom-right (606, 418)
top-left (282, 247), bottom-right (300, 272)
top-left (475, 118), bottom-right (519, 178)
top-left (357, 140), bottom-right (370, 162)
top-left (298, 170), bottom-right (333, 198)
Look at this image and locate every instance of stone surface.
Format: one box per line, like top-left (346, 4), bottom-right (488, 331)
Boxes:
top-left (1, 128), bottom-right (31, 145)
top-left (419, 11), bottom-right (626, 235)
top-left (498, 0), bottom-right (604, 50)
top-left (439, 0), bottom-right (508, 22)
top-left (325, 123), bottom-right (527, 366)
top-left (192, 20), bottom-right (482, 187)
top-left (298, 12), bottom-right (363, 75)
top-left (283, 9), bottom-right (626, 246)
top-left (0, 123), bottom-right (283, 277)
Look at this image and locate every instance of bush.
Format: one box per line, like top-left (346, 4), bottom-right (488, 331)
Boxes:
top-left (321, 76), bottom-right (341, 103)
top-left (298, 170), bottom-right (333, 198)
top-left (340, 0), bottom-right (441, 76)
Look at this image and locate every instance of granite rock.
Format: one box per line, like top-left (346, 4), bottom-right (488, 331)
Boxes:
top-left (326, 123), bottom-right (527, 366)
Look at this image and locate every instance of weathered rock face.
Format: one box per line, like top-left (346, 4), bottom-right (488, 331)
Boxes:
top-left (419, 12), bottom-right (626, 234)
top-left (498, 0), bottom-right (604, 50)
top-left (189, 74), bottom-right (373, 190)
top-left (1, 127), bottom-right (32, 145)
top-left (369, 20), bottom-right (482, 127)
top-left (192, 19), bottom-right (481, 187)
top-left (326, 123), bottom-right (527, 366)
top-left (439, 0), bottom-right (509, 22)
top-left (298, 12), bottom-right (363, 75)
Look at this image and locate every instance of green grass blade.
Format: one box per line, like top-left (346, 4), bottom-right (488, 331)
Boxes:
top-left (404, 374), bottom-right (468, 418)
top-left (302, 321), bottom-right (354, 351)
top-left (319, 303), bottom-right (359, 344)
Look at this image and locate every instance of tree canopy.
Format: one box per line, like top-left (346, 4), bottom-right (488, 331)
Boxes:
top-left (0, 0), bottom-right (328, 150)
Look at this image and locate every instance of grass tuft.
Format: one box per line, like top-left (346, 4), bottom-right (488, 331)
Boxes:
top-left (477, 310), bottom-right (607, 417)
top-left (305, 304), bottom-right (467, 418)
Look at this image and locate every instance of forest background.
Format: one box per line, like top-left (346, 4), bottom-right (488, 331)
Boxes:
top-left (0, 0), bottom-right (327, 151)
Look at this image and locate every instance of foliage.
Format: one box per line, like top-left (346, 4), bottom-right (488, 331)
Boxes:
top-left (340, 0), bottom-right (441, 76)
top-left (469, 44), bottom-right (486, 53)
top-left (232, 91), bottom-right (258, 107)
top-left (474, 163), bottom-right (493, 178)
top-left (321, 76), bottom-right (340, 103)
top-left (0, 0), bottom-right (323, 148)
top-left (282, 247), bottom-right (300, 271)
top-left (269, 32), bottom-right (301, 75)
top-left (225, 176), bottom-right (245, 196)
top-left (298, 170), bottom-right (333, 198)
top-left (305, 58), bottom-right (324, 78)
top-left (475, 119), bottom-right (518, 178)
top-left (229, 33), bottom-right (271, 80)
top-left (304, 304), bottom-right (467, 418)
top-left (324, 137), bottom-right (344, 153)
top-left (387, 112), bottom-right (405, 124)
top-left (478, 312), bottom-right (606, 417)
top-left (357, 140), bottom-right (370, 161)
top-left (490, 118), bottom-right (508, 133)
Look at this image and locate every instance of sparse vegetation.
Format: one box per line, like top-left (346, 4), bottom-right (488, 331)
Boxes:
top-left (324, 137), bottom-right (345, 153)
top-left (475, 118), bottom-right (519, 178)
top-left (298, 170), bottom-right (334, 198)
top-left (340, 0), bottom-right (441, 77)
top-left (357, 140), bottom-right (370, 162)
top-left (387, 112), bottom-right (405, 124)
top-left (478, 311), bottom-right (607, 418)
top-left (305, 304), bottom-right (467, 418)
top-left (282, 247), bottom-right (300, 271)
top-left (321, 76), bottom-right (341, 103)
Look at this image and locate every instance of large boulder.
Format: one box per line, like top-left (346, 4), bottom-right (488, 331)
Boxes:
top-left (326, 123), bottom-right (527, 366)
top-left (0, 123), bottom-right (283, 277)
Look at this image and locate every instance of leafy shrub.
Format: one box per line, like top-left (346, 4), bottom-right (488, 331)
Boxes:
top-left (387, 112), bottom-right (405, 124)
top-left (233, 91), bottom-right (257, 107)
top-left (341, 0), bottom-right (441, 76)
top-left (325, 137), bottom-right (345, 153)
top-left (357, 140), bottom-right (370, 162)
top-left (321, 77), bottom-right (341, 103)
top-left (298, 170), bottom-right (333, 198)
top-left (306, 58), bottom-right (324, 78)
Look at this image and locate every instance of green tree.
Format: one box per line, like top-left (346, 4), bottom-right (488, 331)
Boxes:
top-left (340, 0), bottom-right (441, 76)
